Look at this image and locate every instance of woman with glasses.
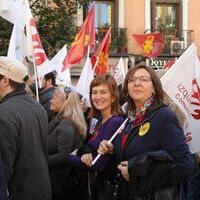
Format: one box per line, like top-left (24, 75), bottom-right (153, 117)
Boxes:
top-left (98, 65), bottom-right (196, 200)
top-left (48, 87), bottom-right (87, 200)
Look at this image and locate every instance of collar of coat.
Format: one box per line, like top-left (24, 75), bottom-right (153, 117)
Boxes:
top-left (0, 89), bottom-right (26, 104)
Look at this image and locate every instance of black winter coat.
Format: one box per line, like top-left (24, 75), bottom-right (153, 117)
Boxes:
top-left (128, 150), bottom-right (196, 200)
top-left (0, 90), bottom-right (51, 200)
top-left (113, 104), bottom-right (195, 200)
top-left (48, 117), bottom-right (83, 195)
top-left (0, 154), bottom-right (7, 200)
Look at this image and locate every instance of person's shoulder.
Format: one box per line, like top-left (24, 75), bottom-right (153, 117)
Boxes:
top-left (154, 106), bottom-right (177, 121)
top-left (59, 119), bottom-right (76, 130)
top-left (109, 115), bottom-right (125, 124)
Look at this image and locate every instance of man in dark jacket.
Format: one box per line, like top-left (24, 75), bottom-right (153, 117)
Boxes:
top-left (0, 57), bottom-right (51, 200)
top-left (29, 72), bottom-right (56, 122)
top-left (0, 154), bottom-right (7, 200)
top-left (39, 72), bottom-right (56, 122)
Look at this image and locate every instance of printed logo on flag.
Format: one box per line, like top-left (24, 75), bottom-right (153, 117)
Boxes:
top-left (191, 79), bottom-right (200, 120)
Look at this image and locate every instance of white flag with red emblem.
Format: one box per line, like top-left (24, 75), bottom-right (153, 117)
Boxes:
top-left (25, 3), bottom-right (51, 78)
top-left (161, 43), bottom-right (200, 153)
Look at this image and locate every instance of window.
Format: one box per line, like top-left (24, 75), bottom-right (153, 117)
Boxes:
top-left (93, 1), bottom-right (116, 27)
top-left (151, 0), bottom-right (182, 36)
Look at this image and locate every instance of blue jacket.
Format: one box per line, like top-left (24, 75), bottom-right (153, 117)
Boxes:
top-left (114, 104), bottom-right (195, 200)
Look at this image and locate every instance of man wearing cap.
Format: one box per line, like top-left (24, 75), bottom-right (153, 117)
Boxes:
top-left (0, 57), bottom-right (51, 200)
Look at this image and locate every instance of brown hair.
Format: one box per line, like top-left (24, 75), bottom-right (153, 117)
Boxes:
top-left (89, 73), bottom-right (120, 117)
top-left (124, 65), bottom-right (164, 114)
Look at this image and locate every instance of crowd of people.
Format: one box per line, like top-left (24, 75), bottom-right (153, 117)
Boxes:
top-left (0, 56), bottom-right (198, 200)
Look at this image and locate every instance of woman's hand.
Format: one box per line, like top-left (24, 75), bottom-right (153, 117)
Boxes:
top-left (98, 140), bottom-right (114, 154)
top-left (81, 153), bottom-right (93, 166)
top-left (118, 161), bottom-right (130, 181)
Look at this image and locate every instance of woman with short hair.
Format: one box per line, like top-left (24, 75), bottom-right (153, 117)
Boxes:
top-left (98, 65), bottom-right (196, 200)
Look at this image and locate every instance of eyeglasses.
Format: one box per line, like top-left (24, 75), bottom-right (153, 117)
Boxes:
top-left (128, 76), bottom-right (152, 84)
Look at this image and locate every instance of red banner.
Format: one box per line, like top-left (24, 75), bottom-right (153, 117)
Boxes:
top-left (91, 28), bottom-right (111, 75)
top-left (133, 33), bottom-right (164, 58)
top-left (62, 5), bottom-right (95, 71)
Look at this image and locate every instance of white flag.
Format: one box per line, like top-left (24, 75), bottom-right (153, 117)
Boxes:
top-left (25, 3), bottom-right (50, 78)
top-left (0, 0), bottom-right (27, 29)
top-left (0, 0), bottom-right (12, 11)
top-left (50, 45), bottom-right (71, 86)
top-left (76, 56), bottom-right (94, 105)
top-left (161, 43), bottom-right (200, 153)
top-left (51, 45), bottom-right (67, 74)
top-left (7, 25), bottom-right (26, 61)
top-left (112, 57), bottom-right (125, 85)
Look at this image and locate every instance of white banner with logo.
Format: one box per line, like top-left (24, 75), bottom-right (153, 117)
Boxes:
top-left (161, 43), bottom-right (200, 153)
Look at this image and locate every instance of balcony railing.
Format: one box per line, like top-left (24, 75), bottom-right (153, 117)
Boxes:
top-left (144, 29), bottom-right (194, 55)
top-left (95, 27), bottom-right (128, 54)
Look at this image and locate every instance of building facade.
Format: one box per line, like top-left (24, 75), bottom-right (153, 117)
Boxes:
top-left (88, 0), bottom-right (200, 68)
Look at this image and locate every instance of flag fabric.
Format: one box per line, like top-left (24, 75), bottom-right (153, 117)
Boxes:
top-left (0, 0), bottom-right (27, 29)
top-left (51, 45), bottom-right (67, 73)
top-left (163, 59), bottom-right (176, 70)
top-left (76, 56), bottom-right (94, 106)
top-left (56, 68), bottom-right (71, 87)
top-left (0, 0), bottom-right (12, 11)
top-left (161, 43), bottom-right (200, 153)
top-left (111, 57), bottom-right (125, 85)
top-left (91, 28), bottom-right (111, 75)
top-left (7, 25), bottom-right (26, 61)
top-left (25, 4), bottom-right (50, 78)
top-left (62, 5), bottom-right (95, 71)
top-left (133, 33), bottom-right (164, 58)
top-left (50, 45), bottom-right (71, 86)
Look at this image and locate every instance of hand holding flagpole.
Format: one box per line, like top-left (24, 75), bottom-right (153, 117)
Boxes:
top-left (92, 118), bottom-right (128, 165)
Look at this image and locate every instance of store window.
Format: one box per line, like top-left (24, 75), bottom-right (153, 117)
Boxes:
top-left (93, 1), bottom-right (115, 27)
top-left (151, 0), bottom-right (182, 35)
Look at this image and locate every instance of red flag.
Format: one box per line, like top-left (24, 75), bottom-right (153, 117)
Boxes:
top-left (62, 5), bottom-right (95, 71)
top-left (132, 33), bottom-right (164, 58)
top-left (91, 28), bottom-right (111, 75)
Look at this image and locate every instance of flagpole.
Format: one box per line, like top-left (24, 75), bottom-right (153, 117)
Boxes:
top-left (92, 118), bottom-right (128, 165)
top-left (87, 45), bottom-right (90, 58)
top-left (33, 59), bottom-right (40, 102)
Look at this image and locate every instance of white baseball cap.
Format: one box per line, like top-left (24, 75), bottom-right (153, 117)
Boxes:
top-left (0, 57), bottom-right (28, 83)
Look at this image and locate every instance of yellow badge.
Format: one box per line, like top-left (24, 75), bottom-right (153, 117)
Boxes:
top-left (139, 122), bottom-right (150, 136)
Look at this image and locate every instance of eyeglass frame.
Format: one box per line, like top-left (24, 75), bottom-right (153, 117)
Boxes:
top-left (128, 76), bottom-right (152, 84)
